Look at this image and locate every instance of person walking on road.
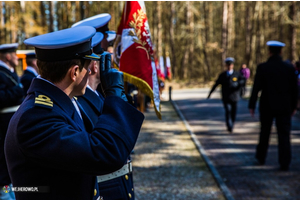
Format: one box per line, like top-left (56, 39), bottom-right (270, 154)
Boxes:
top-left (207, 57), bottom-right (245, 133)
top-left (248, 41), bottom-right (298, 171)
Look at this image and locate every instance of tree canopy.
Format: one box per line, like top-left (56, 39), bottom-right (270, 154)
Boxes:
top-left (1, 1), bottom-right (299, 82)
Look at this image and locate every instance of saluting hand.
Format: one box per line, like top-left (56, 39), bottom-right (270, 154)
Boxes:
top-left (100, 52), bottom-right (128, 102)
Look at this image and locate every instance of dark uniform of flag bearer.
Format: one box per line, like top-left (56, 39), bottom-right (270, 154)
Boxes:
top-left (20, 52), bottom-right (39, 95)
top-left (207, 57), bottom-right (245, 133)
top-left (74, 15), bottom-right (136, 200)
top-left (0, 43), bottom-right (24, 200)
top-left (248, 41), bottom-right (298, 171)
top-left (4, 26), bottom-right (144, 200)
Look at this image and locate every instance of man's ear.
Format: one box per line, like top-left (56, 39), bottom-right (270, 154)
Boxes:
top-left (69, 65), bottom-right (79, 82)
top-left (89, 61), bottom-right (97, 74)
top-left (5, 53), bottom-right (11, 61)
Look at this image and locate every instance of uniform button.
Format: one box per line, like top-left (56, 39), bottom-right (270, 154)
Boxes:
top-left (132, 188), bottom-right (134, 191)
top-left (128, 193), bottom-right (132, 198)
top-left (125, 175), bottom-right (129, 180)
top-left (94, 189), bottom-right (97, 196)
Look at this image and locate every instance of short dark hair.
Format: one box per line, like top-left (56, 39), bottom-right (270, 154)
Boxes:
top-left (37, 58), bottom-right (88, 83)
top-left (269, 46), bottom-right (282, 55)
top-left (26, 58), bottom-right (36, 67)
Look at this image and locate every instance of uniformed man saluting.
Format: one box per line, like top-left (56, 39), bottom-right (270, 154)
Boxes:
top-left (0, 43), bottom-right (24, 200)
top-left (4, 26), bottom-right (144, 200)
top-left (248, 41), bottom-right (298, 171)
top-left (74, 14), bottom-right (136, 200)
top-left (207, 57), bottom-right (245, 133)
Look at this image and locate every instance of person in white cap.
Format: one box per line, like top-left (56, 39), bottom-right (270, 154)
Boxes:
top-left (20, 52), bottom-right (39, 94)
top-left (0, 43), bottom-right (24, 200)
top-left (207, 57), bottom-right (245, 133)
top-left (249, 40), bottom-right (298, 171)
top-left (4, 26), bottom-right (144, 200)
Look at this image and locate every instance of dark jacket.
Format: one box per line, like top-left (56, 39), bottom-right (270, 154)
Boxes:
top-left (248, 55), bottom-right (298, 114)
top-left (0, 64), bottom-right (24, 185)
top-left (4, 78), bottom-right (144, 200)
top-left (20, 69), bottom-right (37, 95)
top-left (77, 87), bottom-right (136, 200)
top-left (0, 65), bottom-right (24, 109)
top-left (208, 70), bottom-right (244, 102)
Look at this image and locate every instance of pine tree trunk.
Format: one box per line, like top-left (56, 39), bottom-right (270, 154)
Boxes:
top-left (48, 2), bottom-right (54, 32)
top-left (169, 2), bottom-right (176, 79)
top-left (245, 2), bottom-right (251, 65)
top-left (221, 1), bottom-right (228, 69)
top-left (289, 1), bottom-right (296, 62)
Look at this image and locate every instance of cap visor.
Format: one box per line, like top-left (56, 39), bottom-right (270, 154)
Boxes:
top-left (83, 53), bottom-right (100, 60)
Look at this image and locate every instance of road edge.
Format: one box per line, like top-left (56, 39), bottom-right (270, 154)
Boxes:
top-left (170, 99), bottom-right (235, 200)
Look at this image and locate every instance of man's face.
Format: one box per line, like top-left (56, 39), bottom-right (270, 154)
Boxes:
top-left (8, 52), bottom-right (19, 68)
top-left (227, 63), bottom-right (234, 71)
top-left (74, 60), bottom-right (92, 96)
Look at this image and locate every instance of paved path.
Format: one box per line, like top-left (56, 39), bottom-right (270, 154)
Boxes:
top-left (171, 88), bottom-right (300, 200)
top-left (132, 100), bottom-right (226, 200)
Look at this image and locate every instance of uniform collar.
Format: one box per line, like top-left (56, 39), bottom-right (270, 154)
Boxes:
top-left (28, 78), bottom-right (76, 117)
top-left (86, 85), bottom-right (99, 96)
top-left (268, 55), bottom-right (282, 61)
top-left (0, 60), bottom-right (14, 72)
top-left (25, 66), bottom-right (38, 76)
top-left (82, 87), bottom-right (103, 113)
top-left (227, 70), bottom-right (234, 75)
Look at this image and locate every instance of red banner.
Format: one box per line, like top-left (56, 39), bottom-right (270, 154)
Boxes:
top-left (113, 1), bottom-right (161, 119)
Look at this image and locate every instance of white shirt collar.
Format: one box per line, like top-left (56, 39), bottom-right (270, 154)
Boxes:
top-left (228, 70), bottom-right (234, 75)
top-left (26, 66), bottom-right (38, 76)
top-left (87, 85), bottom-right (99, 96)
top-left (0, 60), bottom-right (14, 72)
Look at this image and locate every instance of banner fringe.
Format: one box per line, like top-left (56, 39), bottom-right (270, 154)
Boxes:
top-left (123, 72), bottom-right (162, 120)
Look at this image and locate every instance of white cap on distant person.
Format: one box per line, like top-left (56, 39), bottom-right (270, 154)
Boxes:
top-left (266, 41), bottom-right (285, 47)
top-left (225, 57), bottom-right (235, 64)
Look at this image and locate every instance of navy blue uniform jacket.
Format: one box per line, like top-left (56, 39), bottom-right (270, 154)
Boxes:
top-left (20, 69), bottom-right (36, 95)
top-left (0, 64), bottom-right (24, 185)
top-left (0, 65), bottom-right (24, 109)
top-left (208, 71), bottom-right (244, 102)
top-left (77, 87), bottom-right (135, 200)
top-left (77, 87), bottom-right (104, 132)
top-left (248, 55), bottom-right (298, 114)
top-left (4, 78), bottom-right (144, 200)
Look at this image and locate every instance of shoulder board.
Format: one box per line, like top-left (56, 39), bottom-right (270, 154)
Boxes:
top-left (34, 93), bottom-right (53, 109)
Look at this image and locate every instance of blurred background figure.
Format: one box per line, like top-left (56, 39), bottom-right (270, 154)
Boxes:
top-left (20, 52), bottom-right (38, 95)
top-left (0, 43), bottom-right (24, 200)
top-left (239, 63), bottom-right (250, 97)
top-left (295, 61), bottom-right (300, 112)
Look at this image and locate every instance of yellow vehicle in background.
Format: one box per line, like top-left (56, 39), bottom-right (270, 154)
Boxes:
top-left (16, 50), bottom-right (35, 76)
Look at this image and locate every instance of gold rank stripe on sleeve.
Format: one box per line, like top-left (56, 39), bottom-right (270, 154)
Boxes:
top-left (35, 95), bottom-right (53, 107)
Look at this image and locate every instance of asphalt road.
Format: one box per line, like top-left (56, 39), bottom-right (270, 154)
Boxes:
top-left (169, 88), bottom-right (300, 200)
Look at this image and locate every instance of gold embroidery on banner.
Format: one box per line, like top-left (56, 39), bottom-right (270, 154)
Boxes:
top-left (129, 9), bottom-right (150, 60)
